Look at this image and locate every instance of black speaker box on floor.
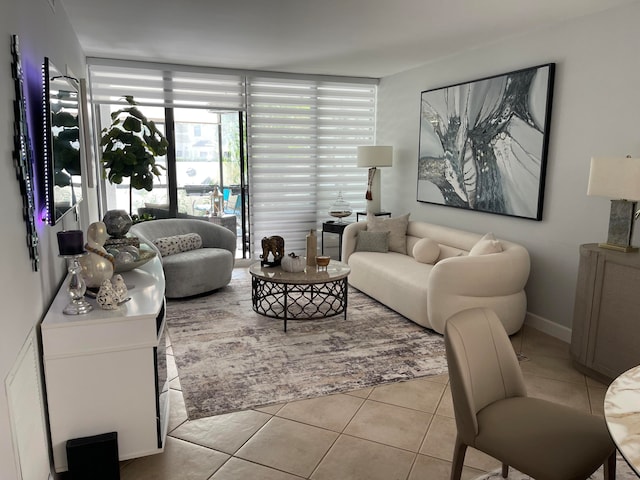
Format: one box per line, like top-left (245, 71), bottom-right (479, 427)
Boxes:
top-left (66, 431), bottom-right (120, 480)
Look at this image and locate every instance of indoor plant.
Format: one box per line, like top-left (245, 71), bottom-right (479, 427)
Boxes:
top-left (100, 95), bottom-right (169, 215)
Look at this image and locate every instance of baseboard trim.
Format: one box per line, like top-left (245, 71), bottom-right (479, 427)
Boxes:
top-left (524, 312), bottom-right (572, 343)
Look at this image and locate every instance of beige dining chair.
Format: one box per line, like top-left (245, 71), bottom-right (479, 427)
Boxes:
top-left (444, 308), bottom-right (616, 480)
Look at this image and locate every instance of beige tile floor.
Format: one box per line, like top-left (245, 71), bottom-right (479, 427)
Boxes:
top-left (120, 321), bottom-right (610, 480)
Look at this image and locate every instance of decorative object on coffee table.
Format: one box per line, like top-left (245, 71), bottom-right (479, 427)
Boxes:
top-left (260, 235), bottom-right (285, 267)
top-left (281, 252), bottom-right (305, 273)
top-left (315, 255), bottom-right (330, 271)
top-left (306, 229), bottom-right (317, 266)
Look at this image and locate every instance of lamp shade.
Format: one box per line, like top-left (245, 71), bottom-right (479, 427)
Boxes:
top-left (357, 146), bottom-right (393, 168)
top-left (587, 157), bottom-right (640, 200)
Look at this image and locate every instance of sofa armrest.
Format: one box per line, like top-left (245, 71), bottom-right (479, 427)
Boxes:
top-left (198, 222), bottom-right (237, 254)
top-left (429, 245), bottom-right (530, 296)
top-left (427, 244), bottom-right (530, 334)
top-left (342, 222), bottom-right (368, 263)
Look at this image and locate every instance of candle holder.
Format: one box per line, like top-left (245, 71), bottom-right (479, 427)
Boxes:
top-left (61, 253), bottom-right (93, 315)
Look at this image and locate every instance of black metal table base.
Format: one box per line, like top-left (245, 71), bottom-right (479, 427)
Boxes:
top-left (251, 276), bottom-right (348, 332)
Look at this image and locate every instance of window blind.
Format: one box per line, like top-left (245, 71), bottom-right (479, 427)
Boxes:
top-left (88, 60), bottom-right (246, 110)
top-left (86, 59), bottom-right (378, 260)
top-left (247, 76), bottom-right (376, 256)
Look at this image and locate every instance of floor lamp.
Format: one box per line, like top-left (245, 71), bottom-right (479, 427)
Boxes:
top-left (357, 146), bottom-right (393, 214)
top-left (587, 156), bottom-right (640, 252)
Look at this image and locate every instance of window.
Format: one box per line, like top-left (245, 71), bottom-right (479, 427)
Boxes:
top-left (246, 76), bottom-right (377, 255)
top-left (88, 60), bottom-right (378, 259)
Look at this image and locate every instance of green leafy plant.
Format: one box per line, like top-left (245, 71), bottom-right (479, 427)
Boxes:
top-left (100, 96), bottom-right (169, 214)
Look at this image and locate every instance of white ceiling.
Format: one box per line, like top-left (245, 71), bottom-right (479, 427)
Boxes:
top-left (60, 0), bottom-right (638, 78)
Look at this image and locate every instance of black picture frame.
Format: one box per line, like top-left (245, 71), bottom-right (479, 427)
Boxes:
top-left (417, 63), bottom-right (555, 221)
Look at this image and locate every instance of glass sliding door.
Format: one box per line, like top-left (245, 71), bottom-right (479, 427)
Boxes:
top-left (96, 104), bottom-right (248, 258)
top-left (173, 108), bottom-right (222, 217)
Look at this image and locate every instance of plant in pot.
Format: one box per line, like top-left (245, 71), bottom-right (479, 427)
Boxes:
top-left (100, 96), bottom-right (169, 216)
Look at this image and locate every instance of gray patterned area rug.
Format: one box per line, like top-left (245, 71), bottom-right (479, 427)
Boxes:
top-left (166, 268), bottom-right (448, 420)
top-left (472, 454), bottom-right (636, 480)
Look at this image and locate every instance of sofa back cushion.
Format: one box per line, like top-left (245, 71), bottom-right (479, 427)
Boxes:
top-left (367, 213), bottom-right (410, 254)
top-left (406, 221), bottom-right (483, 261)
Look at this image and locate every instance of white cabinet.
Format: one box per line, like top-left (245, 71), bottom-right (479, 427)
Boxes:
top-left (41, 256), bottom-right (169, 473)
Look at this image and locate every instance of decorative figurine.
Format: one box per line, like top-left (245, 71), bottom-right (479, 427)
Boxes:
top-left (281, 252), bottom-right (306, 272)
top-left (79, 221), bottom-right (115, 289)
top-left (96, 279), bottom-right (120, 310)
top-left (111, 274), bottom-right (128, 302)
top-left (260, 235), bottom-right (285, 266)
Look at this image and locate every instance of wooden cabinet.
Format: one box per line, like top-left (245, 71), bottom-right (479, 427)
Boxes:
top-left (41, 256), bottom-right (169, 473)
top-left (570, 244), bottom-right (640, 384)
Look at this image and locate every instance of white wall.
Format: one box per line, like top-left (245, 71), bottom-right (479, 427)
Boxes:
top-left (1, 0), bottom-right (92, 478)
top-left (376, 2), bottom-right (640, 339)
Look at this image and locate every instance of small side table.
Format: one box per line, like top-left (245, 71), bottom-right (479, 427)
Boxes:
top-left (356, 211), bottom-right (392, 222)
top-left (322, 221), bottom-right (350, 260)
top-left (209, 214), bottom-right (236, 234)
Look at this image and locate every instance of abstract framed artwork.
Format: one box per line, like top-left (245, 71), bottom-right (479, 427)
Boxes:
top-left (417, 63), bottom-right (555, 220)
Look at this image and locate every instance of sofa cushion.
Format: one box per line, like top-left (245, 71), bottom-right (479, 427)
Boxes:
top-left (153, 233), bottom-right (203, 257)
top-left (413, 237), bottom-right (440, 264)
top-left (367, 213), bottom-right (410, 254)
top-left (469, 232), bottom-right (503, 256)
top-left (356, 230), bottom-right (389, 253)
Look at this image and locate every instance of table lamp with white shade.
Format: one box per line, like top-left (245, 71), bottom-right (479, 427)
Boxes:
top-left (357, 145), bottom-right (393, 214)
top-left (587, 156), bottom-right (640, 252)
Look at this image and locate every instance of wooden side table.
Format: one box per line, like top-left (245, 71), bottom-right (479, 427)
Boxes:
top-left (209, 214), bottom-right (236, 233)
top-left (322, 221), bottom-right (351, 260)
top-left (356, 211), bottom-right (391, 222)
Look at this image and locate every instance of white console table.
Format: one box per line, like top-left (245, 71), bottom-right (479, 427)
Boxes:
top-left (41, 256), bottom-right (169, 473)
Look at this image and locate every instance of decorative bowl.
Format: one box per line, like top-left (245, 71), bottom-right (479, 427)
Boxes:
top-left (114, 250), bottom-right (157, 273)
top-left (315, 256), bottom-right (331, 267)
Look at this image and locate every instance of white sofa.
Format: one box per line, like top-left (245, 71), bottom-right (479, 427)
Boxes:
top-left (341, 219), bottom-right (530, 335)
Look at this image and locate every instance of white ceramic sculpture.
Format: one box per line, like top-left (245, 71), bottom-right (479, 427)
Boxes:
top-left (96, 279), bottom-right (120, 310)
top-left (111, 274), bottom-right (128, 302)
top-left (281, 252), bottom-right (306, 272)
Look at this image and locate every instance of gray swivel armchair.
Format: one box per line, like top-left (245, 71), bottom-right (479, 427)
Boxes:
top-left (130, 218), bottom-right (236, 298)
top-left (444, 308), bottom-right (615, 480)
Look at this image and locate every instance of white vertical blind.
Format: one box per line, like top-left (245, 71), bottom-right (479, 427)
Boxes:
top-left (247, 77), bottom-right (376, 255)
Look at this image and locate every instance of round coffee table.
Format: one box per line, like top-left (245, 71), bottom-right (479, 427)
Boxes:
top-left (249, 260), bottom-right (351, 331)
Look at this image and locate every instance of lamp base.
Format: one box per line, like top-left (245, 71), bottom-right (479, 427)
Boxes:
top-left (603, 199), bottom-right (638, 253)
top-left (598, 242), bottom-right (639, 253)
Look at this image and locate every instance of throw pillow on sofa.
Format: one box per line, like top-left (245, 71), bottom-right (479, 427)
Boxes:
top-left (412, 237), bottom-right (440, 264)
top-left (355, 230), bottom-right (389, 253)
top-left (153, 233), bottom-right (203, 257)
top-left (367, 213), bottom-right (410, 254)
top-left (469, 232), bottom-right (503, 256)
